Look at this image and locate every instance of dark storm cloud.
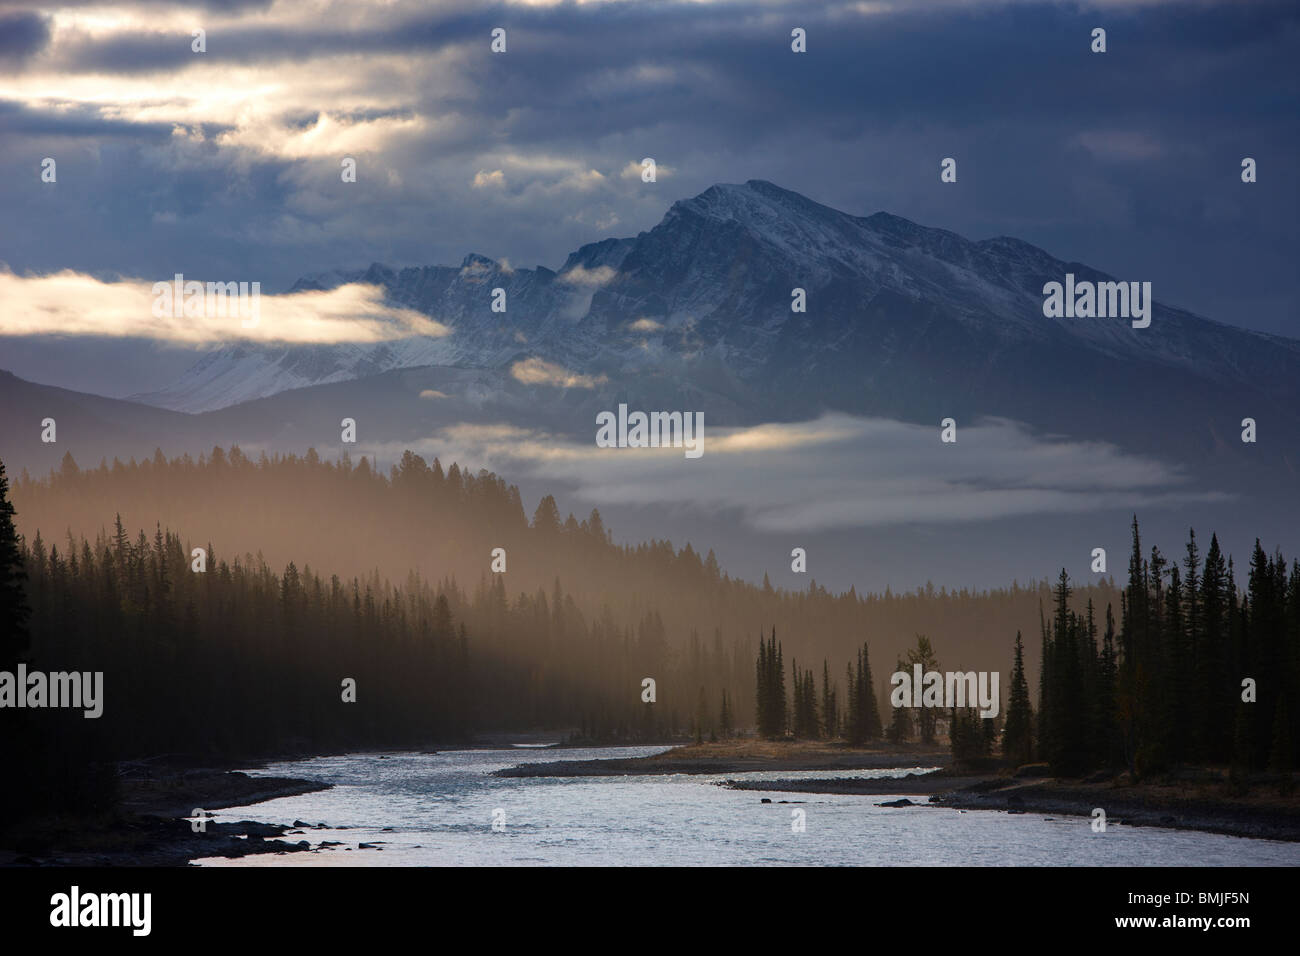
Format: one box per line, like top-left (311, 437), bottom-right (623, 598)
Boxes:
top-left (0, 10), bottom-right (49, 60)
top-left (0, 0), bottom-right (1296, 336)
top-left (46, 14), bottom-right (483, 75)
top-left (0, 97), bottom-right (180, 136)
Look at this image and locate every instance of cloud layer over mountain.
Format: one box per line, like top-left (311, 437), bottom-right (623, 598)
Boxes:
top-left (360, 413), bottom-right (1227, 532)
top-left (1, 0), bottom-right (1295, 349)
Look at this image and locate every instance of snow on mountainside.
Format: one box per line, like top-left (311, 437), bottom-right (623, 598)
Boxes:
top-left (132, 180), bottom-right (1300, 415)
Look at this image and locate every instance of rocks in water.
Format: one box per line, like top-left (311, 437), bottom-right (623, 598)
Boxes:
top-left (877, 798), bottom-right (915, 808)
top-left (761, 798), bottom-right (772, 803)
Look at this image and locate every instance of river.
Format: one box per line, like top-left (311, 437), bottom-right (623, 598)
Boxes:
top-left (196, 746), bottom-right (1300, 866)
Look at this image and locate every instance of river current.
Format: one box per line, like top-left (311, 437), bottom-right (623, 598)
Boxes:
top-left (196, 746), bottom-right (1299, 866)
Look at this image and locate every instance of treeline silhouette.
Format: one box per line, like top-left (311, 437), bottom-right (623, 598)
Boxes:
top-left (1, 451), bottom-right (793, 823)
top-left (744, 519), bottom-right (1299, 785)
top-left (1, 514), bottom-right (752, 823)
top-left (749, 633), bottom-right (950, 750)
top-left (1015, 519), bottom-right (1300, 780)
top-left (11, 446), bottom-right (1121, 695)
top-left (759, 639), bottom-right (882, 745)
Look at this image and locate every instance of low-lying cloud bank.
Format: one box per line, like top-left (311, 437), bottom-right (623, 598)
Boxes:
top-left (0, 270), bottom-right (449, 344)
top-left (353, 413), bottom-right (1227, 532)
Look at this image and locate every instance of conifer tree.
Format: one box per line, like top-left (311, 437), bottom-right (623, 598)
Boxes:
top-left (774, 633), bottom-right (787, 735)
top-left (0, 459), bottom-right (29, 663)
top-left (888, 657), bottom-right (912, 743)
top-left (1002, 631), bottom-right (1033, 766)
top-left (906, 635), bottom-right (939, 743)
top-left (0, 458), bottom-right (33, 823)
top-left (1199, 533), bottom-right (1229, 761)
top-left (857, 643), bottom-right (881, 740)
top-left (1096, 604), bottom-right (1120, 767)
top-left (821, 660), bottom-right (838, 739)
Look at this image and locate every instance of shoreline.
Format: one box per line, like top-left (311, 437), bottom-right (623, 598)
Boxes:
top-left (1, 761), bottom-right (334, 867)
top-left (933, 778), bottom-right (1300, 843)
top-left (498, 740), bottom-right (1300, 844)
top-left (493, 739), bottom-right (951, 777)
top-left (11, 740), bottom-right (1296, 863)
top-left (0, 736), bottom-right (619, 867)
top-left (720, 775), bottom-right (1300, 841)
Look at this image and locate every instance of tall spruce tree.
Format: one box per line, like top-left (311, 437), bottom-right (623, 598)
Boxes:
top-left (1199, 533), bottom-right (1229, 761)
top-left (774, 633), bottom-right (787, 736)
top-left (857, 643), bottom-right (881, 740)
top-left (906, 635), bottom-right (939, 743)
top-left (0, 459), bottom-right (30, 663)
top-left (888, 655), bottom-right (912, 743)
top-left (1096, 604), bottom-right (1120, 768)
top-left (821, 660), bottom-right (838, 739)
top-left (753, 629), bottom-right (788, 738)
top-left (0, 458), bottom-right (33, 824)
top-left (1002, 631), bottom-right (1033, 766)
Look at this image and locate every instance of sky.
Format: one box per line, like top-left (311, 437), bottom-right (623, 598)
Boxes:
top-left (0, 0), bottom-right (1295, 591)
top-left (0, 0), bottom-right (1296, 387)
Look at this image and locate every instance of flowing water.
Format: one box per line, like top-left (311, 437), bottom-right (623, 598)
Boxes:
top-left (195, 747), bottom-right (1300, 866)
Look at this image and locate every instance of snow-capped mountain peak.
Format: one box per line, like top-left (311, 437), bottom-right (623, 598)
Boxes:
top-left (131, 180), bottom-right (1299, 419)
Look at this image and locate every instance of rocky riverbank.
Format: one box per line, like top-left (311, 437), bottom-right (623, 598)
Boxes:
top-left (932, 777), bottom-right (1300, 843)
top-left (723, 769), bottom-right (1300, 842)
top-left (0, 763), bottom-right (332, 866)
top-left (498, 739), bottom-right (1300, 843)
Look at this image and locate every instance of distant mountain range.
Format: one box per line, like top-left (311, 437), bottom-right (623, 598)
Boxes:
top-left (2, 180), bottom-right (1297, 491)
top-left (134, 180), bottom-right (1300, 417)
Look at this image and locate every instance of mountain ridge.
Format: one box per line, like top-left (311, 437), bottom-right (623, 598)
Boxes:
top-left (129, 179), bottom-right (1299, 415)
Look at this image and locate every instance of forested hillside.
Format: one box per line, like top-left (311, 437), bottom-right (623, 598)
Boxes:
top-left (4, 450), bottom-right (1295, 830)
top-left (10, 446), bottom-right (1116, 689)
